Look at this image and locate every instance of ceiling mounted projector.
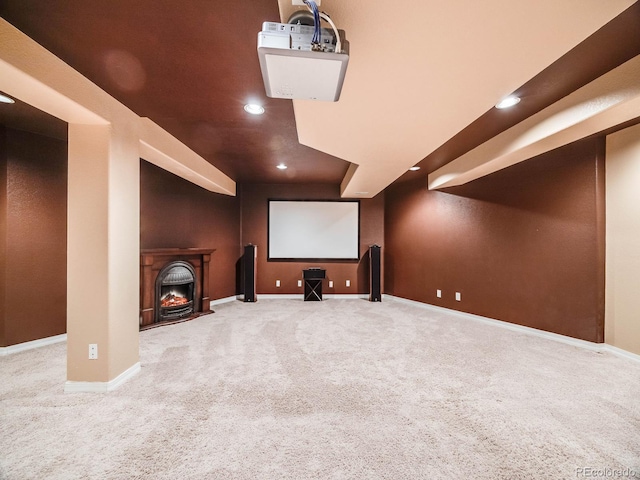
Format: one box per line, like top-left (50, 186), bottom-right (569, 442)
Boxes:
top-left (257, 20), bottom-right (349, 102)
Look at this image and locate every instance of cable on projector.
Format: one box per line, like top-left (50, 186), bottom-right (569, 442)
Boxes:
top-left (303, 0), bottom-right (321, 46)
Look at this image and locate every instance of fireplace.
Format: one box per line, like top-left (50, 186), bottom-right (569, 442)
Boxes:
top-left (140, 248), bottom-right (214, 329)
top-left (156, 261), bottom-right (195, 322)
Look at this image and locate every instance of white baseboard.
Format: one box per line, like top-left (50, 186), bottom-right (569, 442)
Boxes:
top-left (383, 294), bottom-right (640, 364)
top-left (210, 295), bottom-right (238, 307)
top-left (64, 362), bottom-right (141, 393)
top-left (0, 333), bottom-right (67, 356)
top-left (602, 344), bottom-right (640, 364)
top-left (324, 294), bottom-right (370, 300)
top-left (254, 294), bottom-right (302, 300)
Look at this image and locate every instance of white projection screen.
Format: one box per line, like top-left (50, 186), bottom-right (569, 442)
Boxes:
top-left (268, 200), bottom-right (360, 261)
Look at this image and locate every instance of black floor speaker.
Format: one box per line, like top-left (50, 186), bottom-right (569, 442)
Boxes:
top-left (369, 244), bottom-right (381, 302)
top-left (243, 244), bottom-right (257, 302)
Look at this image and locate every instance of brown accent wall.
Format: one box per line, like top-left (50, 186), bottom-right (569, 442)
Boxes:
top-left (140, 160), bottom-right (240, 300)
top-left (1, 127), bottom-right (67, 346)
top-left (385, 138), bottom-right (605, 342)
top-left (240, 183), bottom-right (384, 295)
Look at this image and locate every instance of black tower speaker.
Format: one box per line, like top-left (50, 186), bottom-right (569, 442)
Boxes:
top-left (243, 244), bottom-right (257, 302)
top-left (369, 244), bottom-right (381, 302)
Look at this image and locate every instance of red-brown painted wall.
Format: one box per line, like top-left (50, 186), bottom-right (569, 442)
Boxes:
top-left (1, 127), bottom-right (68, 346)
top-left (385, 138), bottom-right (605, 342)
top-left (140, 160), bottom-right (240, 300)
top-left (240, 183), bottom-right (384, 295)
top-left (1, 129), bottom-right (604, 345)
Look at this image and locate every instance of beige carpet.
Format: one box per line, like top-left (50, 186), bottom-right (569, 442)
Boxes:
top-left (1, 299), bottom-right (639, 479)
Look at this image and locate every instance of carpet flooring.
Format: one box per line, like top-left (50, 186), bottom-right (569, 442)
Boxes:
top-left (1, 298), bottom-right (639, 479)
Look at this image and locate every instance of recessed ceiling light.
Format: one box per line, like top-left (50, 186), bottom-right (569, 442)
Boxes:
top-left (495, 95), bottom-right (521, 109)
top-left (409, 166), bottom-right (421, 171)
top-left (276, 163), bottom-right (287, 170)
top-left (244, 103), bottom-right (264, 115)
top-left (354, 191), bottom-right (369, 195)
top-left (0, 93), bottom-right (15, 104)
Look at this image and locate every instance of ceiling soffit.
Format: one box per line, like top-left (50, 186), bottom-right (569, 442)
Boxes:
top-left (279, 0), bottom-right (635, 197)
top-left (429, 54), bottom-right (640, 190)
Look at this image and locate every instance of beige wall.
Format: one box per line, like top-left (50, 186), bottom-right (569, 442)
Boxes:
top-left (605, 123), bottom-right (640, 355)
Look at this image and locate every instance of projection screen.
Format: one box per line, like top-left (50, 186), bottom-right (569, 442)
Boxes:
top-left (268, 200), bottom-right (360, 261)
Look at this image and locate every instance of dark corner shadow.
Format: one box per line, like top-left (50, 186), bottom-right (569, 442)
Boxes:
top-left (235, 256), bottom-right (243, 296)
top-left (357, 249), bottom-right (370, 294)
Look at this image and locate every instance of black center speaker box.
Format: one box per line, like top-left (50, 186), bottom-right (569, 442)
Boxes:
top-left (303, 268), bottom-right (326, 280)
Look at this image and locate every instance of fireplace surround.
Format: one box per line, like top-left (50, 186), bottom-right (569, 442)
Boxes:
top-left (140, 248), bottom-right (214, 329)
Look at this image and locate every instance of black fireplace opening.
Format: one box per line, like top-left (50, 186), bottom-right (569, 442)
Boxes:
top-left (155, 261), bottom-right (196, 323)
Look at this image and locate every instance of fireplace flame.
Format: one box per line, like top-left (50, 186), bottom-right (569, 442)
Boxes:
top-left (160, 292), bottom-right (189, 307)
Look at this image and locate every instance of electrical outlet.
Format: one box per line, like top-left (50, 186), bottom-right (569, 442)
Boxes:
top-left (329, 280), bottom-right (334, 288)
top-left (276, 280), bottom-right (281, 287)
top-left (298, 280), bottom-right (302, 287)
top-left (437, 289), bottom-right (442, 298)
top-left (89, 344), bottom-right (98, 360)
top-left (346, 280), bottom-right (351, 287)
top-left (455, 292), bottom-right (461, 301)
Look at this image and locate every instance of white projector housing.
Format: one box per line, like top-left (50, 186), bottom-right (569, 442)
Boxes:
top-left (257, 22), bottom-right (349, 102)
